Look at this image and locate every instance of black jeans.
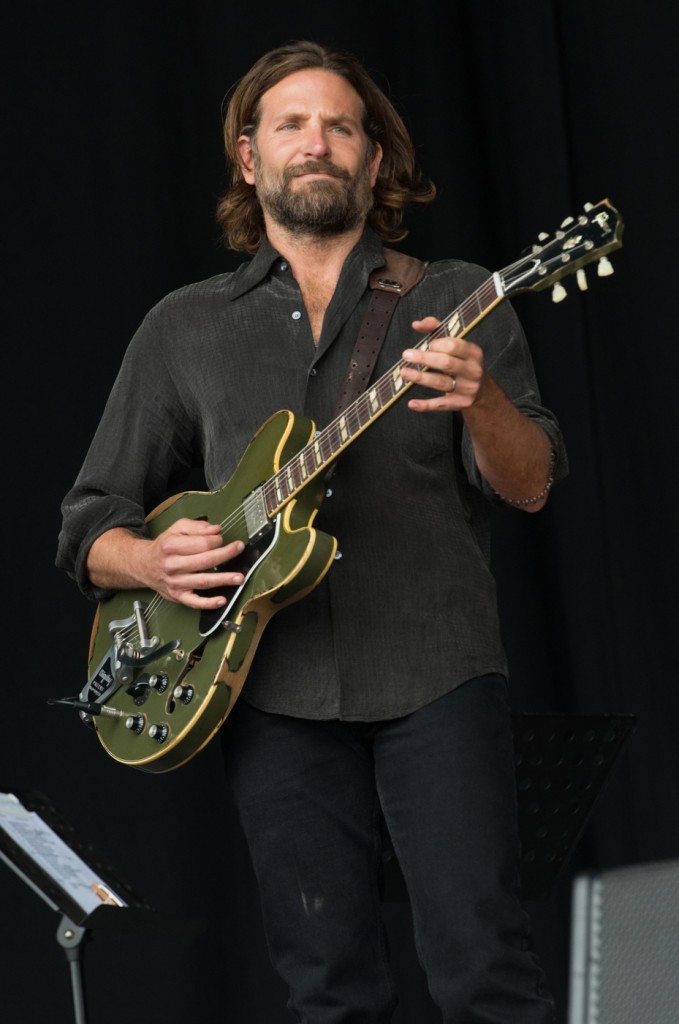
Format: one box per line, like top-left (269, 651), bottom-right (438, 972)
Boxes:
top-left (220, 675), bottom-right (554, 1023)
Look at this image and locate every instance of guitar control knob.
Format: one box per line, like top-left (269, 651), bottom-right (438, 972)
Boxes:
top-left (173, 685), bottom-right (195, 705)
top-left (148, 723), bottom-right (169, 743)
top-left (148, 673), bottom-right (169, 693)
top-left (125, 715), bottom-right (145, 734)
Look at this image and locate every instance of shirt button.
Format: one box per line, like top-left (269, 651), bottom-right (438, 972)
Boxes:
top-left (292, 310), bottom-right (302, 320)
top-left (334, 550), bottom-right (342, 560)
top-left (309, 367), bottom-right (317, 377)
top-left (280, 261), bottom-right (288, 271)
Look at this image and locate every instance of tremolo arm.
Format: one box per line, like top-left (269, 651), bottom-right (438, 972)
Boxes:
top-left (72, 600), bottom-right (181, 717)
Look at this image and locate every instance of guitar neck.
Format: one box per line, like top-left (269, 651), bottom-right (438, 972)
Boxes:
top-left (262, 275), bottom-right (505, 516)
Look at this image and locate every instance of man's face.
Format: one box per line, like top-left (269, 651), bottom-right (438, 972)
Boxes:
top-left (238, 69), bottom-right (383, 236)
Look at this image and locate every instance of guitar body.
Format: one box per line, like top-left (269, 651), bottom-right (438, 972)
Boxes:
top-left (87, 409), bottom-right (336, 772)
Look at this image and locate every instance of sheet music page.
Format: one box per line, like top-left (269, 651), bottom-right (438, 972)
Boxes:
top-left (0, 792), bottom-right (127, 914)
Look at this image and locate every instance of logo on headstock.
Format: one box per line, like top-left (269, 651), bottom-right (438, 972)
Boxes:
top-left (593, 211), bottom-right (613, 235)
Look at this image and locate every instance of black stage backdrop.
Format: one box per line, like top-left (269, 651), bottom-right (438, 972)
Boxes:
top-left (4, 3), bottom-right (678, 1022)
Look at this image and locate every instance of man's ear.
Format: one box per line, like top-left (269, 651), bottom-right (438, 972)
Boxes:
top-left (238, 135), bottom-right (256, 184)
top-left (369, 142), bottom-right (383, 188)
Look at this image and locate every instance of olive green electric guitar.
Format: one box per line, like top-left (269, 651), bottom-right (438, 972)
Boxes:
top-left (53, 199), bottom-right (623, 772)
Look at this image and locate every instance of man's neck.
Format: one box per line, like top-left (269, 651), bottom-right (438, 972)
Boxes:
top-left (263, 221), bottom-right (364, 346)
top-left (265, 219), bottom-right (364, 288)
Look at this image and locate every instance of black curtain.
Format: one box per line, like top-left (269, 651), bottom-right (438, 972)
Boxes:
top-left (4, 3), bottom-right (678, 1021)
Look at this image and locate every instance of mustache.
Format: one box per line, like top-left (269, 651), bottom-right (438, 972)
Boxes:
top-left (287, 161), bottom-right (350, 181)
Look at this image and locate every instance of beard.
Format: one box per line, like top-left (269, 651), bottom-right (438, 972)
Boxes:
top-left (253, 156), bottom-right (375, 236)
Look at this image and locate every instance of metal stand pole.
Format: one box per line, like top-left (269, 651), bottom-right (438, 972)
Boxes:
top-left (56, 915), bottom-right (90, 1024)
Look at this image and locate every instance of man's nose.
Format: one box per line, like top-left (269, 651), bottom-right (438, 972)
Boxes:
top-left (303, 127), bottom-right (331, 157)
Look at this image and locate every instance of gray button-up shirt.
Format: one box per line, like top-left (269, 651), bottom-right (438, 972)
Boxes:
top-left (57, 228), bottom-right (567, 720)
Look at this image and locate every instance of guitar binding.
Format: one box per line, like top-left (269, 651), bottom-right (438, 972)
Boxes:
top-left (197, 512), bottom-right (280, 637)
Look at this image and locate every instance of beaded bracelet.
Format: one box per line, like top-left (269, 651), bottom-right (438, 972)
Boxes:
top-left (495, 450), bottom-right (556, 508)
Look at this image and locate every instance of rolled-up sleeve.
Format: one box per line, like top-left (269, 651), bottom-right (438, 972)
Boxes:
top-left (458, 286), bottom-right (568, 500)
top-left (56, 306), bottom-right (195, 599)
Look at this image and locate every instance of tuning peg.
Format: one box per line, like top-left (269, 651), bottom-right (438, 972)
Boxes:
top-left (552, 282), bottom-right (567, 303)
top-left (576, 269), bottom-right (588, 291)
top-left (537, 232), bottom-right (550, 242)
top-left (597, 256), bottom-right (614, 277)
top-left (561, 216), bottom-right (575, 228)
top-left (584, 202), bottom-right (594, 211)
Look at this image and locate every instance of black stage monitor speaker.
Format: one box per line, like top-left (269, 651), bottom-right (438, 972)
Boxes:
top-left (568, 858), bottom-right (679, 1023)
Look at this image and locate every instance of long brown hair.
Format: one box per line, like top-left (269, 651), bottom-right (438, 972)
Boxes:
top-left (215, 40), bottom-right (436, 254)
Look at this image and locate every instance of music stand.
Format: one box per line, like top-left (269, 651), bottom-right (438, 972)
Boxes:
top-left (381, 712), bottom-right (637, 902)
top-left (511, 712), bottom-right (637, 899)
top-left (0, 788), bottom-right (205, 1024)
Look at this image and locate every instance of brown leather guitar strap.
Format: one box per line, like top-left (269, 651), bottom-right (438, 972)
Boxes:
top-left (333, 247), bottom-right (427, 415)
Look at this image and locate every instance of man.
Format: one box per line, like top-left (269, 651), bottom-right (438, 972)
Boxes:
top-left (58, 40), bottom-right (566, 1023)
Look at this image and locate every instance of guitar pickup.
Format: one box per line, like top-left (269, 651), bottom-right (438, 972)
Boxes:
top-left (243, 487), bottom-right (272, 543)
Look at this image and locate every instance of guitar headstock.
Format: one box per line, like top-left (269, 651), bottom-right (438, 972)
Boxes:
top-left (501, 198), bottom-right (624, 302)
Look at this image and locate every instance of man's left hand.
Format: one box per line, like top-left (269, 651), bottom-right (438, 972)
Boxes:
top-left (401, 317), bottom-right (484, 412)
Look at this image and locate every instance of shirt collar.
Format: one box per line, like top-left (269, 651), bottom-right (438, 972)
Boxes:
top-left (222, 228), bottom-right (389, 301)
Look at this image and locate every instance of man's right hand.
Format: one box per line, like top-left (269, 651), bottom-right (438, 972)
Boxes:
top-left (86, 519), bottom-right (245, 610)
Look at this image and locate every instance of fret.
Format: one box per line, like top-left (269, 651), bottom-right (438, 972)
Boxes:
top-left (445, 310), bottom-right (463, 336)
top-left (349, 404), bottom-right (363, 435)
top-left (320, 434), bottom-right (333, 462)
top-left (376, 379), bottom-right (393, 407)
top-left (468, 289), bottom-right (484, 321)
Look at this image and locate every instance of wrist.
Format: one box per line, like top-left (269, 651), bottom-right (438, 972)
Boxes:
top-left (494, 448), bottom-right (556, 508)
